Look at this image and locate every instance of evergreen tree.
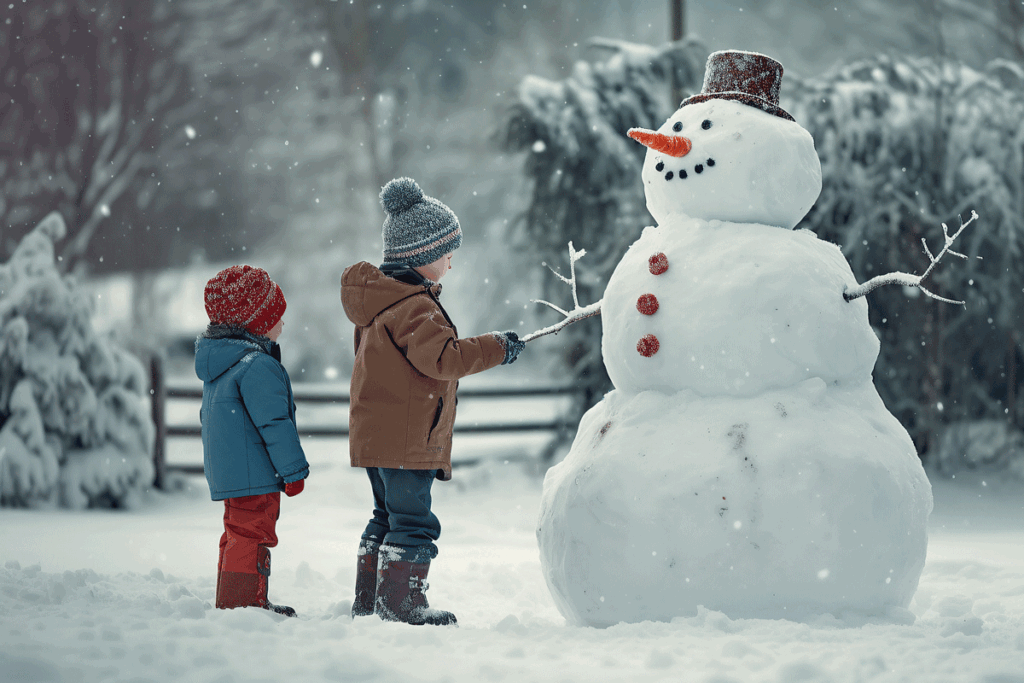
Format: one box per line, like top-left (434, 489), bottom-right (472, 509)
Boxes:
top-left (0, 214), bottom-right (153, 508)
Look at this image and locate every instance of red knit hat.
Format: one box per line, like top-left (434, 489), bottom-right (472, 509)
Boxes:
top-left (204, 265), bottom-right (286, 336)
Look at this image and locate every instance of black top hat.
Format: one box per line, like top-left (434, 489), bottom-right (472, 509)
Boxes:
top-left (680, 50), bottom-right (794, 122)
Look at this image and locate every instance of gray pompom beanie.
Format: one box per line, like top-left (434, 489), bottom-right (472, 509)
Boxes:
top-left (380, 177), bottom-right (462, 268)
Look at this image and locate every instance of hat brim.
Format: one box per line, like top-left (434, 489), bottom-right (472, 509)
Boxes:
top-left (680, 92), bottom-right (795, 122)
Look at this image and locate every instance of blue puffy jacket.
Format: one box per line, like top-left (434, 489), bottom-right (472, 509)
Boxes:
top-left (195, 325), bottom-right (309, 501)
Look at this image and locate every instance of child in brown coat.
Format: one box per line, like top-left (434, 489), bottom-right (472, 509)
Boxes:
top-left (340, 177), bottom-right (524, 626)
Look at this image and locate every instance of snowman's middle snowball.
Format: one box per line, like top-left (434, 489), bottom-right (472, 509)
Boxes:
top-left (602, 216), bottom-right (880, 397)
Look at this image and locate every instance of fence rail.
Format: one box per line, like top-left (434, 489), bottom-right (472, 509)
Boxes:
top-left (150, 358), bottom-right (578, 487)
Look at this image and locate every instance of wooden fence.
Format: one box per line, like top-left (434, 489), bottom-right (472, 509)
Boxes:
top-left (150, 358), bottom-right (579, 488)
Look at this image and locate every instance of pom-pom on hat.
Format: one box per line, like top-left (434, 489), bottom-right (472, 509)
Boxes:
top-left (204, 265), bottom-right (286, 336)
top-left (680, 49), bottom-right (795, 122)
top-left (380, 177), bottom-right (462, 268)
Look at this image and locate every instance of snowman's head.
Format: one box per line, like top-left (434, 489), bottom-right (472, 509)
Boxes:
top-left (630, 99), bottom-right (822, 229)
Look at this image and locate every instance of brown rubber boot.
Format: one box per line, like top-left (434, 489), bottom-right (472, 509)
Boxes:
top-left (374, 547), bottom-right (457, 626)
top-left (351, 539), bottom-right (380, 617)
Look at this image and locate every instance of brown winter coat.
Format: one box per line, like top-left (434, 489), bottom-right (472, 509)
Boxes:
top-left (340, 261), bottom-right (506, 480)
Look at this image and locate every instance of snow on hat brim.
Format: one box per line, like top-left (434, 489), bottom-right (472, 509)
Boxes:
top-left (679, 91), bottom-right (795, 122)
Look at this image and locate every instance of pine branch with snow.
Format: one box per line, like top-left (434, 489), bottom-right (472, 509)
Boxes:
top-left (523, 242), bottom-right (602, 343)
top-left (843, 211), bottom-right (979, 306)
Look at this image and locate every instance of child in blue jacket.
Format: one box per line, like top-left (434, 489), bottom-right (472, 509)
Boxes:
top-left (195, 265), bottom-right (309, 617)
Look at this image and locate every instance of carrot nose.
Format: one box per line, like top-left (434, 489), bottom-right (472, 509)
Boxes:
top-left (627, 128), bottom-right (692, 157)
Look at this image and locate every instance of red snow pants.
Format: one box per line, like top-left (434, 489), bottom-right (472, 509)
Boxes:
top-left (215, 492), bottom-right (280, 609)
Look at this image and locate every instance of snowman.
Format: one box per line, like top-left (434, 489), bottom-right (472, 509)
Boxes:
top-left (535, 50), bottom-right (934, 627)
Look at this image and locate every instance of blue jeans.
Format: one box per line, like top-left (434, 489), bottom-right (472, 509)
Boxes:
top-left (361, 468), bottom-right (440, 563)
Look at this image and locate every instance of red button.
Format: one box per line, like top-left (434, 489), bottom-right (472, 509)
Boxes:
top-left (636, 294), bottom-right (659, 315)
top-left (637, 334), bottom-right (660, 357)
top-left (649, 253), bottom-right (669, 275)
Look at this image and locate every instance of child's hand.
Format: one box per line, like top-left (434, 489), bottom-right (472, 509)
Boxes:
top-left (284, 479), bottom-right (305, 497)
top-left (497, 331), bottom-right (526, 365)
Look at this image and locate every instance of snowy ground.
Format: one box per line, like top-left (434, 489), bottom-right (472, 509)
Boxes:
top-left (2, 437), bottom-right (1023, 683)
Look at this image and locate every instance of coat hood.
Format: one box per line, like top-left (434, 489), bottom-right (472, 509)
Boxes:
top-left (194, 325), bottom-right (273, 382)
top-left (341, 261), bottom-right (438, 327)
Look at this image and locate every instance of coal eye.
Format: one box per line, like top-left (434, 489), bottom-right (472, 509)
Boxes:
top-left (701, 119), bottom-right (712, 130)
top-left (672, 121), bottom-right (683, 132)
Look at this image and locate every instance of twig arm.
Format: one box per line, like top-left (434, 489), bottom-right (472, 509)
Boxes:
top-left (843, 211), bottom-right (978, 306)
top-left (522, 301), bottom-right (602, 343)
top-left (844, 272), bottom-right (922, 300)
top-left (524, 241), bottom-right (600, 342)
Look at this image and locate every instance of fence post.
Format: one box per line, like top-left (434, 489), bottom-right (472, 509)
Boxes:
top-left (151, 355), bottom-right (167, 490)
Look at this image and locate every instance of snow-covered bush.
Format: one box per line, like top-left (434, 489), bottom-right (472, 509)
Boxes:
top-left (933, 420), bottom-right (1024, 479)
top-left (788, 55), bottom-right (1024, 459)
top-left (0, 213), bottom-right (154, 509)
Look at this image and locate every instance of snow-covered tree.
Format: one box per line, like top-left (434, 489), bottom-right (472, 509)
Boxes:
top-left (0, 213), bottom-right (154, 509)
top-left (0, 0), bottom-right (185, 272)
top-left (501, 38), bottom-right (707, 440)
top-left (788, 55), bottom-right (1024, 456)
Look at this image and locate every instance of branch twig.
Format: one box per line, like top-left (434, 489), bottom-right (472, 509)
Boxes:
top-left (844, 211), bottom-right (978, 305)
top-left (522, 301), bottom-right (602, 343)
top-left (523, 242), bottom-right (602, 343)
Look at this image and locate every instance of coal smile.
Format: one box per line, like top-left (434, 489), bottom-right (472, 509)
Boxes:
top-left (655, 157), bottom-right (716, 181)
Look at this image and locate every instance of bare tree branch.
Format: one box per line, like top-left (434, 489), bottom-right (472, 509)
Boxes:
top-left (0, 1), bottom-right (187, 270)
top-left (844, 211), bottom-right (979, 305)
top-left (59, 3), bottom-right (186, 268)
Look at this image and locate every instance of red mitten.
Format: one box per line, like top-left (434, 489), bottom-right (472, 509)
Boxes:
top-left (284, 479), bottom-right (305, 497)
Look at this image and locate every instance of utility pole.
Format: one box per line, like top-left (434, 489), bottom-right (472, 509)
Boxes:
top-left (670, 0), bottom-right (686, 106)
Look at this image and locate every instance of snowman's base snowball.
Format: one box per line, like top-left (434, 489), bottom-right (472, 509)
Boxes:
top-left (537, 380), bottom-right (932, 627)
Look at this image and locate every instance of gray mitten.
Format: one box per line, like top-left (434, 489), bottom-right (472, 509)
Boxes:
top-left (494, 331), bottom-right (526, 365)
